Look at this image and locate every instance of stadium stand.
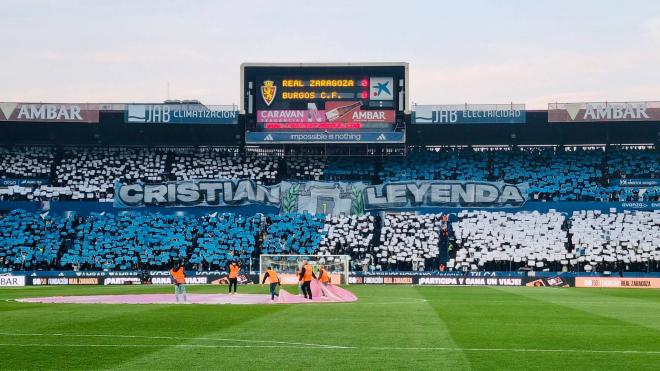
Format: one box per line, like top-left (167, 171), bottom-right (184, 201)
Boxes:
top-left (284, 157), bottom-right (325, 181)
top-left (0, 209), bottom-right (75, 270)
top-left (0, 184), bottom-right (68, 201)
top-left (54, 147), bottom-right (168, 201)
top-left (323, 157), bottom-right (376, 182)
top-left (492, 147), bottom-right (607, 202)
top-left (0, 211), bottom-right (323, 271)
top-left (569, 210), bottom-right (660, 272)
top-left (318, 214), bottom-right (375, 270)
top-left (607, 147), bottom-right (658, 179)
top-left (59, 212), bottom-right (195, 270)
top-left (2, 207), bottom-right (660, 273)
top-left (261, 213), bottom-right (325, 256)
top-left (1, 144), bottom-right (659, 274)
top-left (171, 149), bottom-right (279, 184)
top-left (605, 147), bottom-right (659, 202)
top-left (1, 146), bottom-right (657, 202)
top-left (192, 213), bottom-right (262, 270)
top-left (451, 210), bottom-right (569, 272)
top-left (0, 146), bottom-right (54, 180)
top-left (376, 212), bottom-right (446, 271)
top-left (377, 148), bottom-right (490, 182)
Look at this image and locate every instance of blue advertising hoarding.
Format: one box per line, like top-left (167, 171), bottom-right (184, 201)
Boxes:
top-left (0, 178), bottom-right (49, 186)
top-left (413, 104), bottom-right (526, 124)
top-left (245, 131), bottom-right (405, 143)
top-left (612, 179), bottom-right (659, 187)
top-left (124, 104), bottom-right (238, 124)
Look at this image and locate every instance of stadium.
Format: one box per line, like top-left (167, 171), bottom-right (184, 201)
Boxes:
top-left (2, 3), bottom-right (660, 370)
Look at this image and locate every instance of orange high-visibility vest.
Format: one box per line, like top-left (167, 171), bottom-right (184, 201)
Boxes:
top-left (303, 264), bottom-right (313, 281)
top-left (266, 270), bottom-right (279, 284)
top-left (319, 269), bottom-right (330, 283)
top-left (169, 268), bottom-right (185, 284)
top-left (229, 265), bottom-right (240, 279)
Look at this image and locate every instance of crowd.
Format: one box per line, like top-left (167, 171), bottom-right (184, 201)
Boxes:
top-left (451, 210), bottom-right (569, 271)
top-left (1, 210), bottom-right (326, 271)
top-left (0, 146), bottom-right (657, 202)
top-left (0, 144), bottom-right (658, 273)
top-left (4, 208), bottom-right (656, 273)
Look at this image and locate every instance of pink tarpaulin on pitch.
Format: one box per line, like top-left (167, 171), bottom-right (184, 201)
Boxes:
top-left (17, 294), bottom-right (272, 305)
top-left (16, 282), bottom-right (356, 305)
top-left (277, 280), bottom-right (357, 304)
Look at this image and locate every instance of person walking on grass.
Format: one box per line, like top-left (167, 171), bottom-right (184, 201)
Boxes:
top-left (298, 260), bottom-right (316, 300)
top-left (318, 265), bottom-right (331, 297)
top-left (261, 266), bottom-right (281, 302)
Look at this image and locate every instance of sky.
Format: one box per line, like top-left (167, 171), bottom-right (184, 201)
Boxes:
top-left (1, 0), bottom-right (660, 109)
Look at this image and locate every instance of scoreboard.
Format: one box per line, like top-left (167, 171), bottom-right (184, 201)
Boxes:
top-left (242, 63), bottom-right (408, 144)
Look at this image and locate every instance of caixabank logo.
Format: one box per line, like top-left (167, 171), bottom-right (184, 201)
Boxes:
top-left (369, 77), bottom-right (393, 101)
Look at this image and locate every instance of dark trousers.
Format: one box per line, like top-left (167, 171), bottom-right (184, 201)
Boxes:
top-left (301, 280), bottom-right (312, 299)
top-left (229, 278), bottom-right (237, 293)
top-left (269, 283), bottom-right (279, 300)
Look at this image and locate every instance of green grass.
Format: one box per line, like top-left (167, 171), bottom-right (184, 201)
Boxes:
top-left (0, 285), bottom-right (659, 370)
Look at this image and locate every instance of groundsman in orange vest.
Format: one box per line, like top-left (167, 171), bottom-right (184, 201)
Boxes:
top-left (318, 265), bottom-right (332, 297)
top-left (228, 261), bottom-right (240, 294)
top-left (318, 266), bottom-right (331, 284)
top-left (169, 263), bottom-right (188, 304)
top-left (261, 267), bottom-right (281, 301)
top-left (298, 261), bottom-right (316, 300)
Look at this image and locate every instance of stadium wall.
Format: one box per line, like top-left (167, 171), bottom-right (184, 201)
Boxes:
top-left (0, 111), bottom-right (243, 146)
top-left (0, 271), bottom-right (259, 287)
top-left (5, 271), bottom-right (660, 288)
top-left (2, 108), bottom-right (659, 146)
top-left (406, 120), bottom-right (660, 146)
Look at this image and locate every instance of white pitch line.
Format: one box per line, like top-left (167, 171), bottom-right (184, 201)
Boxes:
top-left (0, 343), bottom-right (658, 355)
top-left (0, 343), bottom-right (347, 349)
top-left (0, 332), bottom-right (350, 349)
top-left (365, 347), bottom-right (660, 355)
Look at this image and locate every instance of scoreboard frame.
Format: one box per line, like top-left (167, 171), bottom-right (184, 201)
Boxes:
top-left (241, 63), bottom-right (409, 145)
top-left (240, 63), bottom-right (410, 114)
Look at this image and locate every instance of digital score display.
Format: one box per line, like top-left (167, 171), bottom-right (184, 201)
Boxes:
top-left (258, 76), bottom-right (393, 110)
top-left (242, 63), bottom-right (408, 143)
top-left (277, 78), bottom-right (368, 101)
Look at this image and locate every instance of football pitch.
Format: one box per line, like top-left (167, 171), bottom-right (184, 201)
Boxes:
top-left (0, 285), bottom-right (658, 370)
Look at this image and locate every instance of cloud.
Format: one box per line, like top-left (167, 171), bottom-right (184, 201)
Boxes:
top-left (42, 51), bottom-right (65, 61)
top-left (84, 52), bottom-right (133, 64)
top-left (527, 85), bottom-right (660, 109)
top-left (4, 2), bottom-right (660, 108)
top-left (643, 17), bottom-right (660, 42)
top-left (411, 46), bottom-right (660, 108)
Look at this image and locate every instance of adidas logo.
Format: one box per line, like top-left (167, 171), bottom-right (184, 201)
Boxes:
top-left (376, 133), bottom-right (387, 141)
top-left (264, 134), bottom-right (274, 141)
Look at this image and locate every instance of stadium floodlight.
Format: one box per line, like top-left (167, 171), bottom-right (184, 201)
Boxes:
top-left (259, 254), bottom-right (350, 285)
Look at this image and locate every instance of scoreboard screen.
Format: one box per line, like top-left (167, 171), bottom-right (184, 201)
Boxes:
top-left (242, 63), bottom-right (408, 144)
top-left (257, 77), bottom-right (392, 110)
